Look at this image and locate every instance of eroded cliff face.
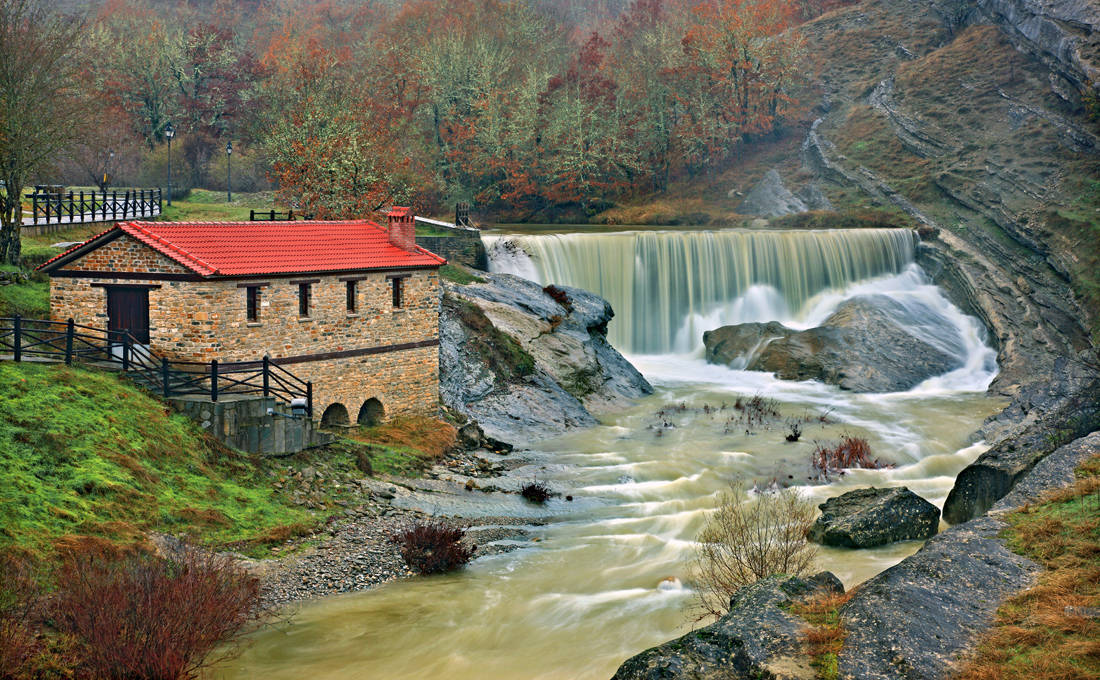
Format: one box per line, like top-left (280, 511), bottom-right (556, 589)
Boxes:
top-left (439, 270), bottom-right (652, 443)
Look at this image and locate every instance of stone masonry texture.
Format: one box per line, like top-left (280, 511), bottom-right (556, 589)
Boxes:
top-left (50, 233), bottom-right (441, 421)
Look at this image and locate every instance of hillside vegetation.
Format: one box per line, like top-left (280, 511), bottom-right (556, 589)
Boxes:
top-left (0, 362), bottom-right (314, 557)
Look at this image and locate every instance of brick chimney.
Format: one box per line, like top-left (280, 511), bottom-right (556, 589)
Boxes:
top-left (387, 206), bottom-right (415, 251)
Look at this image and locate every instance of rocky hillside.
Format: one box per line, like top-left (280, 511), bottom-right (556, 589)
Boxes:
top-left (605, 0), bottom-right (1100, 677)
top-left (439, 269), bottom-right (652, 442)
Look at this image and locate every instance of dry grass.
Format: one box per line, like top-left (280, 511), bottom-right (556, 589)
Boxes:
top-left (793, 589), bottom-right (857, 680)
top-left (957, 454), bottom-right (1100, 680)
top-left (348, 416), bottom-right (458, 461)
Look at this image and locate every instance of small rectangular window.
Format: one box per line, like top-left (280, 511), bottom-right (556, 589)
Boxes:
top-left (298, 283), bottom-right (311, 317)
top-left (392, 277), bottom-right (403, 309)
top-left (346, 280), bottom-right (357, 314)
top-left (246, 286), bottom-right (260, 322)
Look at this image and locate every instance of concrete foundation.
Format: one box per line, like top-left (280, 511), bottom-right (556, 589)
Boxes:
top-left (169, 393), bottom-right (333, 455)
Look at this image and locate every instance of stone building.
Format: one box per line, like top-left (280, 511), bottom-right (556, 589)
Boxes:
top-left (38, 209), bottom-right (446, 425)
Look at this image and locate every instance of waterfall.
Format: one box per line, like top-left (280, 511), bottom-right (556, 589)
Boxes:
top-left (486, 229), bottom-right (917, 354)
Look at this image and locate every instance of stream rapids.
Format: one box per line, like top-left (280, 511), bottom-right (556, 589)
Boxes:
top-left (219, 227), bottom-right (1004, 680)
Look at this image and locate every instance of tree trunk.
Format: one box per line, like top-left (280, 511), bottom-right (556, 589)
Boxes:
top-left (0, 178), bottom-right (23, 266)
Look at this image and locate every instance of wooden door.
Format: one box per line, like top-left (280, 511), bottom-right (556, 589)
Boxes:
top-left (106, 287), bottom-right (150, 344)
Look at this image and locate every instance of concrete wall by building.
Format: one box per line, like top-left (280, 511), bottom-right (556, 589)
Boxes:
top-left (49, 233), bottom-right (442, 420)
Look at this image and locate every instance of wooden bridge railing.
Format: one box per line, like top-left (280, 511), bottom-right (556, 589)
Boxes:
top-left (0, 315), bottom-right (312, 416)
top-left (24, 188), bottom-right (162, 225)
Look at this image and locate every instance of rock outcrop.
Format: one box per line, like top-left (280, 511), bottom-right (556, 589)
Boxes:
top-left (611, 573), bottom-right (843, 680)
top-left (735, 169), bottom-right (809, 217)
top-left (943, 370), bottom-right (1100, 524)
top-left (808, 487), bottom-right (940, 548)
top-left (837, 431), bottom-right (1100, 679)
top-left (703, 296), bottom-right (963, 392)
top-left (440, 270), bottom-right (652, 442)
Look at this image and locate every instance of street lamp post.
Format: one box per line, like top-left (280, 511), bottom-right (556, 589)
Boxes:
top-left (226, 140), bottom-right (232, 203)
top-left (164, 121), bottom-right (175, 207)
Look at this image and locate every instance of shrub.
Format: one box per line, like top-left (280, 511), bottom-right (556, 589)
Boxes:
top-left (52, 549), bottom-right (264, 680)
top-left (786, 421), bottom-right (802, 442)
top-left (0, 555), bottom-right (39, 680)
top-left (691, 483), bottom-right (818, 621)
top-left (520, 480), bottom-right (553, 504)
top-left (812, 435), bottom-right (890, 478)
top-left (397, 522), bottom-right (473, 575)
top-left (543, 284), bottom-right (573, 311)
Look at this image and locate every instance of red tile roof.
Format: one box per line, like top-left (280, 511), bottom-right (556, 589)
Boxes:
top-left (40, 220), bottom-right (446, 276)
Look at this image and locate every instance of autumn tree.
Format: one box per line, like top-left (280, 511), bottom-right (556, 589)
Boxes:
top-left (0, 0), bottom-right (88, 265)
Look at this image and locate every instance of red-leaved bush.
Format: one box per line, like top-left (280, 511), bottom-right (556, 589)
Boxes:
top-left (397, 522), bottom-right (473, 575)
top-left (52, 550), bottom-right (263, 680)
top-left (812, 435), bottom-right (892, 479)
top-left (0, 555), bottom-right (39, 680)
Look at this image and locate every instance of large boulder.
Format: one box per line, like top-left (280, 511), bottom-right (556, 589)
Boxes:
top-left (703, 295), bottom-right (964, 392)
top-left (611, 573), bottom-right (843, 680)
top-left (440, 270), bottom-right (652, 442)
top-left (808, 487), bottom-right (940, 548)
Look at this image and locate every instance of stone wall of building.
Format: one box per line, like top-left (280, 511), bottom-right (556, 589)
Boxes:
top-left (49, 234), bottom-right (443, 419)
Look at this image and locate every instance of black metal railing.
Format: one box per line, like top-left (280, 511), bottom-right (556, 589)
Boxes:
top-left (0, 315), bottom-right (312, 416)
top-left (249, 209), bottom-right (296, 221)
top-left (23, 188), bottom-right (163, 225)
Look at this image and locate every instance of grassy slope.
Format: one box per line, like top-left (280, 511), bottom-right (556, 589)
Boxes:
top-left (0, 362), bottom-right (315, 557)
top-left (958, 455), bottom-right (1100, 679)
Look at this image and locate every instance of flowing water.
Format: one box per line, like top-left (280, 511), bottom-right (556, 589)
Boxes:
top-left (219, 227), bottom-right (1004, 680)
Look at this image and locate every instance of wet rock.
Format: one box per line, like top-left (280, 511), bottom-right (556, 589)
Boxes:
top-left (944, 390), bottom-right (1100, 524)
top-left (704, 295), bottom-right (963, 392)
top-left (808, 487), bottom-right (940, 548)
top-left (837, 430), bottom-right (1099, 679)
top-left (457, 422), bottom-right (485, 450)
top-left (611, 573), bottom-right (842, 680)
top-left (735, 169), bottom-right (809, 217)
top-left (441, 271), bottom-right (651, 441)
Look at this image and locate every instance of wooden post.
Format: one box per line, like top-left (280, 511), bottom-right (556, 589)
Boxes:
top-left (121, 331), bottom-right (130, 371)
top-left (111, 191), bottom-right (117, 220)
top-left (210, 359), bottom-right (219, 402)
top-left (65, 318), bottom-right (74, 365)
top-left (161, 358), bottom-right (171, 399)
top-left (79, 190), bottom-right (84, 217)
top-left (12, 314), bottom-right (21, 362)
top-left (68, 191), bottom-right (74, 221)
top-left (262, 355), bottom-right (270, 397)
top-left (44, 194), bottom-right (50, 224)
top-left (306, 381), bottom-right (313, 418)
top-left (101, 191), bottom-right (107, 221)
top-left (31, 194), bottom-right (38, 225)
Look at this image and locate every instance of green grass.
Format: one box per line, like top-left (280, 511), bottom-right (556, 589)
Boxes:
top-left (440, 264), bottom-right (486, 285)
top-left (0, 362), bottom-right (316, 557)
top-left (158, 189), bottom-right (279, 222)
top-left (0, 277), bottom-right (49, 317)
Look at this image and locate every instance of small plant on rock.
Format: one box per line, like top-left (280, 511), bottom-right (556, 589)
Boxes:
top-left (520, 480), bottom-right (553, 504)
top-left (397, 522), bottom-right (473, 575)
top-left (543, 284), bottom-right (573, 311)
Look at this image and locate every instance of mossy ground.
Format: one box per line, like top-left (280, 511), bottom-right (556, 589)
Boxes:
top-left (958, 454), bottom-right (1100, 679)
top-left (440, 264), bottom-right (486, 286)
top-left (445, 294), bottom-right (536, 380)
top-left (0, 362), bottom-right (317, 558)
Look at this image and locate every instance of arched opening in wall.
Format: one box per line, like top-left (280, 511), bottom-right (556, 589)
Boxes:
top-left (321, 403), bottom-right (350, 428)
top-left (358, 398), bottom-right (385, 427)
